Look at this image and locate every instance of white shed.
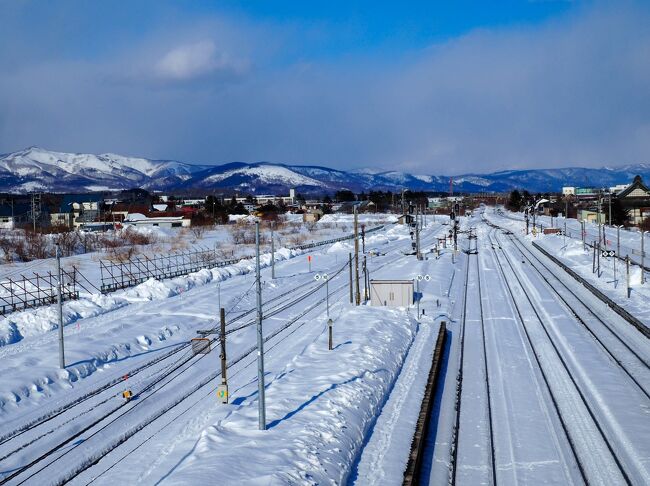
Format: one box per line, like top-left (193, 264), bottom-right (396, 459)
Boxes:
top-left (370, 279), bottom-right (414, 308)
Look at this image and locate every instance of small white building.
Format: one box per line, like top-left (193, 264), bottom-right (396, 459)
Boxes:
top-left (370, 280), bottom-right (414, 308)
top-left (610, 184), bottom-right (629, 193)
top-left (562, 187), bottom-right (576, 196)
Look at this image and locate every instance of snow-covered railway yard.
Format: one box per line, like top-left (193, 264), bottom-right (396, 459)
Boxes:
top-left (0, 210), bottom-right (648, 485)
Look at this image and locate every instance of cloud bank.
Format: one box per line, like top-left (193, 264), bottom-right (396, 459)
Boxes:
top-left (0, 2), bottom-right (648, 175)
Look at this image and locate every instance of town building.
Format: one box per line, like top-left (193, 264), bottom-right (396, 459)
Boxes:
top-left (616, 175), bottom-right (650, 225)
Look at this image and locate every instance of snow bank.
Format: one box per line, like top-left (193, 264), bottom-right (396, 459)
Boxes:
top-left (327, 241), bottom-right (353, 253)
top-left (163, 306), bottom-right (417, 485)
top-left (0, 246), bottom-right (302, 347)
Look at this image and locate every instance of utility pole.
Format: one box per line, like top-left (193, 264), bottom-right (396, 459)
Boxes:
top-left (598, 191), bottom-right (602, 245)
top-left (56, 244), bottom-right (65, 369)
top-left (255, 222), bottom-right (266, 430)
top-left (361, 224), bottom-right (366, 254)
top-left (592, 243), bottom-right (596, 274)
top-left (626, 255), bottom-right (631, 298)
top-left (642, 231), bottom-right (646, 285)
top-left (608, 191), bottom-right (612, 226)
top-left (270, 223), bottom-right (275, 279)
top-left (616, 225), bottom-right (622, 257)
top-left (31, 193), bottom-right (41, 232)
top-left (416, 209), bottom-right (422, 260)
top-left (354, 208), bottom-right (360, 306)
top-left (349, 253), bottom-right (353, 304)
top-left (363, 255), bottom-right (368, 301)
top-left (597, 239), bottom-right (601, 277)
top-left (218, 307), bottom-right (228, 403)
top-left (581, 220), bottom-right (586, 251)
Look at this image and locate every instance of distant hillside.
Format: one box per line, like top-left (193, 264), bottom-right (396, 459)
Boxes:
top-left (0, 147), bottom-right (648, 194)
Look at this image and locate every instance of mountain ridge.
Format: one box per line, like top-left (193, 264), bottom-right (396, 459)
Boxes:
top-left (0, 147), bottom-right (648, 194)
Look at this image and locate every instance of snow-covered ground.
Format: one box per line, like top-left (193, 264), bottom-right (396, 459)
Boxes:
top-left (501, 208), bottom-right (650, 269)
top-left (1, 210), bottom-right (649, 485)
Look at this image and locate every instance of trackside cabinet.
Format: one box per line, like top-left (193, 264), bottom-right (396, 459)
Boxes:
top-left (370, 279), bottom-right (414, 307)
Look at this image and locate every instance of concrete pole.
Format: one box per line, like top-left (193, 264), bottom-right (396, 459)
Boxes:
top-left (220, 307), bottom-right (227, 386)
top-left (608, 191), bottom-right (612, 226)
top-left (642, 231), bottom-right (646, 285)
top-left (271, 224), bottom-right (275, 279)
top-left (363, 255), bottom-right (368, 301)
top-left (416, 209), bottom-right (422, 260)
top-left (617, 225), bottom-right (621, 257)
top-left (255, 222), bottom-right (266, 430)
top-left (582, 221), bottom-right (586, 251)
top-left (354, 209), bottom-right (360, 306)
top-left (56, 244), bottom-right (65, 369)
top-left (597, 239), bottom-right (601, 277)
top-left (627, 255), bottom-right (631, 298)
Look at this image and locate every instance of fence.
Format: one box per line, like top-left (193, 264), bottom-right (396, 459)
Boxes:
top-left (99, 248), bottom-right (244, 293)
top-left (99, 224), bottom-right (386, 293)
top-left (0, 269), bottom-right (79, 315)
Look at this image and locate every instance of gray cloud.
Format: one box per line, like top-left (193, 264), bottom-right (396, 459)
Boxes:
top-left (0, 2), bottom-right (649, 175)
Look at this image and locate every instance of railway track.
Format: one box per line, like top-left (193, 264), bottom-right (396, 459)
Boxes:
top-left (0, 274), bottom-right (323, 450)
top-left (449, 243), bottom-right (496, 485)
top-left (1, 223), bottom-right (446, 485)
top-left (484, 214), bottom-right (650, 395)
top-left (0, 262), bottom-right (352, 486)
top-left (487, 223), bottom-right (650, 484)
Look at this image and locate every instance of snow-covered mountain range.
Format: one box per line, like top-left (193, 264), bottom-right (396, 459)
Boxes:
top-left (0, 147), bottom-right (648, 194)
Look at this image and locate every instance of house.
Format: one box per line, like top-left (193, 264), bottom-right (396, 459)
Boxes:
top-left (53, 194), bottom-right (104, 229)
top-left (617, 175), bottom-right (650, 225)
top-left (0, 202), bottom-right (32, 229)
top-left (107, 202), bottom-right (151, 223)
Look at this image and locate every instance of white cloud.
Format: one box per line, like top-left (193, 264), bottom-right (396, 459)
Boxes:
top-left (155, 40), bottom-right (244, 81)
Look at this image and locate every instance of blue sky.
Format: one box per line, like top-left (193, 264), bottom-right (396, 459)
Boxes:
top-left (1, 1), bottom-right (649, 174)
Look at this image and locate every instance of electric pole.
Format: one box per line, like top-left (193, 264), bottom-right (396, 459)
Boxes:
top-left (608, 191), bottom-right (612, 226)
top-left (416, 209), bottom-right (422, 260)
top-left (218, 307), bottom-right (228, 403)
top-left (255, 222), bottom-right (266, 430)
top-left (271, 223), bottom-right (275, 279)
top-left (354, 208), bottom-right (360, 306)
top-left (363, 255), bottom-right (368, 301)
